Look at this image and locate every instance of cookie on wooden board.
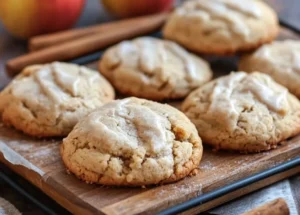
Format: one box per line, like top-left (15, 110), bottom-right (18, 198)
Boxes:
top-left (0, 62), bottom-right (114, 137)
top-left (163, 0), bottom-right (279, 55)
top-left (61, 97), bottom-right (203, 186)
top-left (182, 72), bottom-right (300, 153)
top-left (239, 40), bottom-right (300, 98)
top-left (99, 37), bottom-right (212, 101)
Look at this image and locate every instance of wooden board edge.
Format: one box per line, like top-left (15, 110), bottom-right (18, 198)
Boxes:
top-left (100, 150), bottom-right (300, 215)
top-left (180, 166), bottom-right (300, 215)
top-left (0, 152), bottom-right (102, 215)
top-left (3, 151), bottom-right (299, 215)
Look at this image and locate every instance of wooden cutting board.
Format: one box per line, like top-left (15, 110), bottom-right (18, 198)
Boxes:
top-left (0, 124), bottom-right (300, 215)
top-left (0, 27), bottom-right (300, 215)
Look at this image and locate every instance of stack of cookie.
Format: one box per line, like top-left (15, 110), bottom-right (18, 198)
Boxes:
top-left (1, 0), bottom-right (300, 187)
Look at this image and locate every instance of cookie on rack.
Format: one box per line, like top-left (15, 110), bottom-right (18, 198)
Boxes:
top-left (61, 97), bottom-right (202, 186)
top-left (0, 62), bottom-right (114, 137)
top-left (239, 40), bottom-right (300, 98)
top-left (163, 0), bottom-right (279, 55)
top-left (99, 37), bottom-right (212, 101)
top-left (182, 72), bottom-right (300, 153)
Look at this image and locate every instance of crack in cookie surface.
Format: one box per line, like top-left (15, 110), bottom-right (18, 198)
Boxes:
top-left (99, 37), bottom-right (212, 101)
top-left (0, 62), bottom-right (115, 137)
top-left (163, 0), bottom-right (279, 55)
top-left (182, 72), bottom-right (300, 153)
top-left (61, 97), bottom-right (203, 186)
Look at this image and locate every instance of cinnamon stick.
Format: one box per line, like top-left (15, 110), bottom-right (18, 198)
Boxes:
top-left (7, 12), bottom-right (168, 76)
top-left (29, 13), bottom-right (168, 51)
top-left (241, 198), bottom-right (289, 215)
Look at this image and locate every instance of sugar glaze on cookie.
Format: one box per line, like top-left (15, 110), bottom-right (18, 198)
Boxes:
top-left (182, 72), bottom-right (300, 153)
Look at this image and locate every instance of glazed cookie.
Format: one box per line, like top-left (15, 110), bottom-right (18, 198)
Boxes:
top-left (182, 72), bottom-right (300, 153)
top-left (61, 97), bottom-right (202, 186)
top-left (239, 40), bottom-right (300, 98)
top-left (163, 0), bottom-right (279, 55)
top-left (99, 37), bottom-right (212, 101)
top-left (0, 62), bottom-right (114, 137)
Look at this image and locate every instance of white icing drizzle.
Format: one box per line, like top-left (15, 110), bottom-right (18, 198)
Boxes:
top-left (117, 41), bottom-right (138, 62)
top-left (87, 99), bottom-right (168, 154)
top-left (165, 41), bottom-right (198, 81)
top-left (255, 45), bottom-right (271, 59)
top-left (255, 41), bottom-right (300, 73)
top-left (89, 116), bottom-right (134, 151)
top-left (79, 66), bottom-right (100, 85)
top-left (118, 41), bottom-right (137, 55)
top-left (32, 63), bottom-right (98, 103)
top-left (11, 78), bottom-right (37, 100)
top-left (209, 73), bottom-right (245, 131)
top-left (183, 0), bottom-right (262, 37)
top-left (245, 75), bottom-right (288, 114)
top-left (114, 37), bottom-right (199, 83)
top-left (34, 66), bottom-right (69, 103)
top-left (115, 99), bottom-right (167, 153)
top-left (136, 38), bottom-right (161, 72)
top-left (126, 105), bottom-right (167, 153)
top-left (208, 72), bottom-right (289, 131)
top-left (198, 1), bottom-right (249, 36)
top-left (158, 42), bottom-right (168, 63)
top-left (292, 51), bottom-right (300, 71)
top-left (221, 0), bottom-right (262, 18)
top-left (52, 63), bottom-right (80, 96)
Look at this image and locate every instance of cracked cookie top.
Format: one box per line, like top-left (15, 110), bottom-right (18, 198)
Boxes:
top-left (163, 0), bottom-right (278, 55)
top-left (61, 97), bottom-right (202, 186)
top-left (0, 62), bottom-right (115, 137)
top-left (182, 72), bottom-right (300, 153)
top-left (239, 40), bottom-right (300, 98)
top-left (99, 37), bottom-right (212, 101)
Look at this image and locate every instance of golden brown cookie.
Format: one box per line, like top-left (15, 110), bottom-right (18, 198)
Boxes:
top-left (239, 40), bottom-right (300, 98)
top-left (61, 97), bottom-right (203, 186)
top-left (99, 37), bottom-right (212, 101)
top-left (0, 62), bottom-right (114, 137)
top-left (163, 0), bottom-right (279, 55)
top-left (182, 72), bottom-right (300, 153)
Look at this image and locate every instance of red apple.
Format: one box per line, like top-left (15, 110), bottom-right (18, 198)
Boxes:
top-left (101, 0), bottom-right (174, 18)
top-left (0, 0), bottom-right (85, 39)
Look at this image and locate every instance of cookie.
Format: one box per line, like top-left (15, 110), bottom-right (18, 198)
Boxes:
top-left (239, 40), bottom-right (300, 98)
top-left (182, 72), bottom-right (300, 153)
top-left (0, 62), bottom-right (114, 137)
top-left (163, 0), bottom-right (279, 55)
top-left (61, 97), bottom-right (202, 186)
top-left (99, 37), bottom-right (212, 101)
